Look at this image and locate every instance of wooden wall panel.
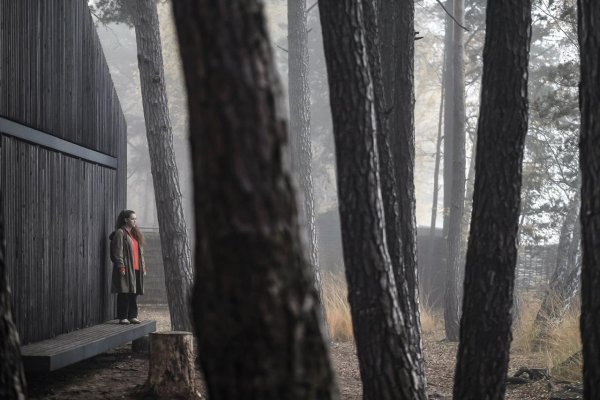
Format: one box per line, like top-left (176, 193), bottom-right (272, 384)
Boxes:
top-left (0, 0), bottom-right (125, 156)
top-left (0, 0), bottom-right (126, 344)
top-left (1, 136), bottom-right (119, 344)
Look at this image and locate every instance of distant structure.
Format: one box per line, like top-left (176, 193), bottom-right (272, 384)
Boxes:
top-left (0, 1), bottom-right (127, 344)
top-left (138, 228), bottom-right (168, 305)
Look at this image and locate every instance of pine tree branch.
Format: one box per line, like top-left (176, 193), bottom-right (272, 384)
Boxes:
top-left (435, 0), bottom-right (470, 31)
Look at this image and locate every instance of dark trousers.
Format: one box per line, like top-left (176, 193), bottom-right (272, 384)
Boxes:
top-left (117, 293), bottom-right (138, 320)
top-left (116, 270), bottom-right (141, 320)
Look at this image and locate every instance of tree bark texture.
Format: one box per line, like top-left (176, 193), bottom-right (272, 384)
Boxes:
top-left (0, 195), bottom-right (26, 399)
top-left (578, 0), bottom-right (600, 397)
top-left (319, 1), bottom-right (427, 399)
top-left (133, 0), bottom-right (194, 332)
top-left (364, 0), bottom-right (426, 384)
top-left (379, 0), bottom-right (422, 331)
top-left (441, 0), bottom-right (461, 341)
top-left (443, 0), bottom-right (467, 342)
top-left (171, 1), bottom-right (338, 399)
top-left (287, 0), bottom-right (327, 336)
top-left (453, 0), bottom-right (531, 398)
top-left (147, 331), bottom-right (199, 399)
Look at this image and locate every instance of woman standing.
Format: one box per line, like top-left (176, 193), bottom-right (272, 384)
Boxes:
top-left (110, 210), bottom-right (146, 324)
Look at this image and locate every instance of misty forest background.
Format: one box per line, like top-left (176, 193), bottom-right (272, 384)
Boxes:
top-left (96, 0), bottom-right (578, 288)
top-left (95, 0), bottom-right (583, 396)
top-left (2, 0), bottom-right (595, 398)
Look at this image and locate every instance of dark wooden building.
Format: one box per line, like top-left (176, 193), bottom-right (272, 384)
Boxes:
top-left (0, 0), bottom-right (127, 345)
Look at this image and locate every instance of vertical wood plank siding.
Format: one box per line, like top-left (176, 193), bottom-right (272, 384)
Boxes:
top-left (0, 0), bottom-right (127, 344)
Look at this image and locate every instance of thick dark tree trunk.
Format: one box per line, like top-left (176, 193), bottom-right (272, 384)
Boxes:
top-left (453, 0), bottom-right (531, 398)
top-left (171, 1), bottom-right (338, 398)
top-left (368, 0), bottom-right (426, 382)
top-left (379, 0), bottom-right (422, 327)
top-left (287, 0), bottom-right (327, 336)
top-left (0, 195), bottom-right (27, 399)
top-left (319, 1), bottom-right (426, 398)
top-left (578, 1), bottom-right (600, 396)
top-left (146, 332), bottom-right (199, 398)
top-left (133, 0), bottom-right (193, 331)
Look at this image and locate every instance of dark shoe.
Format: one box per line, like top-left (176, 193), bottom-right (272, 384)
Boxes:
top-left (128, 318), bottom-right (141, 324)
top-left (119, 319), bottom-right (130, 325)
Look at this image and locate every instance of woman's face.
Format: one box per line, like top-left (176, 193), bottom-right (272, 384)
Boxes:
top-left (126, 213), bottom-right (137, 229)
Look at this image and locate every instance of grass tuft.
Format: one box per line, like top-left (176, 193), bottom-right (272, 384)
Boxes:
top-left (322, 272), bottom-right (354, 342)
top-left (322, 272), bottom-right (443, 341)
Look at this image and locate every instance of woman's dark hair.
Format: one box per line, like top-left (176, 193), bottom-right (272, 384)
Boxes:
top-left (115, 209), bottom-right (145, 246)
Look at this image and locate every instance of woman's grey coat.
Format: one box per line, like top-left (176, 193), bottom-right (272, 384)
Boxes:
top-left (109, 228), bottom-right (145, 294)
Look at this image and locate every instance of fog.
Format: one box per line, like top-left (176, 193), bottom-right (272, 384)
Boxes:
top-left (94, 0), bottom-right (579, 271)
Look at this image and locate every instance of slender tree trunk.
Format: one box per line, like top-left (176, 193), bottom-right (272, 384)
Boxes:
top-left (364, 0), bottom-right (426, 386)
top-left (171, 1), bottom-right (338, 398)
top-left (287, 0), bottom-right (327, 337)
top-left (0, 195), bottom-right (27, 400)
top-left (456, 132), bottom-right (476, 309)
top-left (429, 93), bottom-right (444, 240)
top-left (319, 1), bottom-right (426, 398)
top-left (133, 0), bottom-right (193, 331)
top-left (578, 1), bottom-right (600, 396)
top-left (442, 0), bottom-right (461, 340)
top-left (425, 61), bottom-right (445, 300)
top-left (446, 0), bottom-right (467, 339)
top-left (445, 0), bottom-right (466, 342)
top-left (453, 0), bottom-right (531, 398)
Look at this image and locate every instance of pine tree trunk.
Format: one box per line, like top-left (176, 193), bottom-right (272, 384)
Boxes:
top-left (442, 0), bottom-right (461, 341)
top-left (578, 1), bottom-right (600, 396)
top-left (425, 70), bottom-right (444, 298)
top-left (379, 0), bottom-right (422, 329)
top-left (444, 0), bottom-right (467, 343)
top-left (0, 195), bottom-right (27, 400)
top-left (133, 0), bottom-right (193, 331)
top-left (287, 0), bottom-right (327, 337)
top-left (171, 2), bottom-right (338, 398)
top-left (367, 0), bottom-right (426, 384)
top-left (146, 332), bottom-right (199, 399)
top-left (319, 1), bottom-right (426, 398)
top-left (453, 0), bottom-right (531, 398)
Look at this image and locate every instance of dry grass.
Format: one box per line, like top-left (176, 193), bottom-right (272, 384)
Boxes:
top-left (544, 310), bottom-right (582, 381)
top-left (322, 272), bottom-right (353, 342)
top-left (322, 275), bottom-right (583, 381)
top-left (511, 293), bottom-right (582, 382)
top-left (322, 272), bottom-right (442, 341)
top-left (512, 293), bottom-right (542, 353)
top-left (420, 299), bottom-right (443, 335)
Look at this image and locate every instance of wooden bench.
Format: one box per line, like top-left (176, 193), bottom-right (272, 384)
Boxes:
top-left (20, 320), bottom-right (156, 372)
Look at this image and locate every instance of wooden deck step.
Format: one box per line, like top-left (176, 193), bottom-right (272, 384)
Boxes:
top-left (21, 320), bottom-right (156, 372)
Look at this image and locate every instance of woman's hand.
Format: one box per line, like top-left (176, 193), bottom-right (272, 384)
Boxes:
top-left (119, 265), bottom-right (126, 276)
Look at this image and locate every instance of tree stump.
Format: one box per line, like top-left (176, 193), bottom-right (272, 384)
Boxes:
top-left (146, 331), bottom-right (200, 399)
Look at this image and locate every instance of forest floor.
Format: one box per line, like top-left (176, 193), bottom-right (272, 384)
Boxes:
top-left (26, 305), bottom-right (579, 399)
